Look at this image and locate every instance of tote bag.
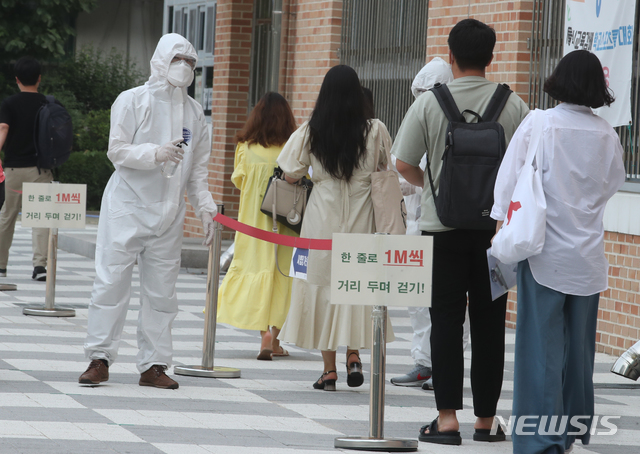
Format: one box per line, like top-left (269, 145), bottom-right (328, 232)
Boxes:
top-left (371, 141), bottom-right (407, 235)
top-left (491, 109), bottom-right (546, 265)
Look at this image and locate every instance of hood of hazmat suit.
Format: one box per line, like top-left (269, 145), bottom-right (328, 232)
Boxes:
top-left (410, 57), bottom-right (454, 100)
top-left (103, 33), bottom-right (216, 237)
top-left (403, 57), bottom-right (454, 235)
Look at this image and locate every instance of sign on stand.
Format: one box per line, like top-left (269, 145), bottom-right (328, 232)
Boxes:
top-left (330, 233), bottom-right (433, 307)
top-left (21, 183), bottom-right (87, 229)
top-left (21, 182), bottom-right (86, 318)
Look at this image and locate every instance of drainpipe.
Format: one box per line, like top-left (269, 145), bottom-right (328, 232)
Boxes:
top-left (268, 0), bottom-right (283, 92)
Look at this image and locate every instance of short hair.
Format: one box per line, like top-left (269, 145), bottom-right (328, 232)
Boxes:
top-left (14, 57), bottom-right (41, 86)
top-left (362, 87), bottom-right (375, 119)
top-left (543, 50), bottom-right (614, 108)
top-left (235, 92), bottom-right (297, 148)
top-left (448, 19), bottom-right (496, 71)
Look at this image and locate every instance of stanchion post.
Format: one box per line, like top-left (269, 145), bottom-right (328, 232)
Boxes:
top-left (23, 181), bottom-right (75, 318)
top-left (175, 204), bottom-right (240, 378)
top-left (334, 233), bottom-right (418, 452)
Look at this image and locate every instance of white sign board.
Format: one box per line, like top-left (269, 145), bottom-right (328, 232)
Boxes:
top-left (22, 183), bottom-right (87, 229)
top-left (330, 233), bottom-right (433, 307)
top-left (564, 0), bottom-right (635, 127)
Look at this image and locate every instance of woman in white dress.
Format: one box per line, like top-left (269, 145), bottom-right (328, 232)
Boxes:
top-left (277, 65), bottom-right (394, 391)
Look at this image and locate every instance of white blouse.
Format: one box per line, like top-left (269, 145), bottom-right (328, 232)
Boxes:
top-left (491, 103), bottom-right (626, 296)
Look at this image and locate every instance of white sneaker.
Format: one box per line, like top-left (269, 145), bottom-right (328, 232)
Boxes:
top-left (390, 364), bottom-right (431, 387)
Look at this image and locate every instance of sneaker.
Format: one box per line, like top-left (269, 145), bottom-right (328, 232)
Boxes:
top-left (79, 359), bottom-right (109, 384)
top-left (139, 365), bottom-right (179, 389)
top-left (0, 268), bottom-right (6, 277)
top-left (390, 364), bottom-right (431, 387)
top-left (422, 377), bottom-right (434, 390)
top-left (32, 266), bottom-right (46, 281)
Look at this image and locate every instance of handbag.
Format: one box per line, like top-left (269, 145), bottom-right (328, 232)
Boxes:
top-left (260, 167), bottom-right (312, 234)
top-left (491, 109), bottom-right (547, 265)
top-left (371, 141), bottom-right (407, 235)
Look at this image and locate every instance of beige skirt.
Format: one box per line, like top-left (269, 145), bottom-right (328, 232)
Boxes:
top-left (278, 278), bottom-right (395, 351)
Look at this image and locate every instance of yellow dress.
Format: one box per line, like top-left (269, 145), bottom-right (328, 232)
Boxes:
top-left (217, 142), bottom-right (297, 331)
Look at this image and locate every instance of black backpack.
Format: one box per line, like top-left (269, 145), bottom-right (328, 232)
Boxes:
top-left (426, 83), bottom-right (512, 230)
top-left (34, 95), bottom-right (73, 169)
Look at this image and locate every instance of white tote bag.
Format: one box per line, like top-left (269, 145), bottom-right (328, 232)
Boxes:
top-left (491, 110), bottom-right (546, 265)
top-left (371, 138), bottom-right (407, 235)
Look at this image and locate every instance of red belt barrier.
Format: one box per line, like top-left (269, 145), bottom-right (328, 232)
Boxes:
top-left (214, 213), bottom-right (332, 251)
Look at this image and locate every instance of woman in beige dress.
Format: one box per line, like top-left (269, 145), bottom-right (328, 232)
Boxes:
top-left (277, 65), bottom-right (394, 391)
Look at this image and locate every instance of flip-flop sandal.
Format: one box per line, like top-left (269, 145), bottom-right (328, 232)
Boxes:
top-left (473, 424), bottom-right (506, 442)
top-left (271, 347), bottom-right (289, 357)
top-left (418, 417), bottom-right (462, 445)
top-left (256, 348), bottom-right (273, 360)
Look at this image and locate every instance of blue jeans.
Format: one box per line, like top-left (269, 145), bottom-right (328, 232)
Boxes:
top-left (512, 260), bottom-right (599, 454)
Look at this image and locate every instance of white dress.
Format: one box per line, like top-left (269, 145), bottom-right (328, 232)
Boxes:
top-left (276, 120), bottom-right (395, 351)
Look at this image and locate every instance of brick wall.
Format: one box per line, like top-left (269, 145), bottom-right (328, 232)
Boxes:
top-left (184, 0), bottom-right (254, 239)
top-left (282, 0), bottom-right (343, 124)
top-left (505, 233), bottom-right (640, 357)
top-left (425, 0), bottom-right (533, 102)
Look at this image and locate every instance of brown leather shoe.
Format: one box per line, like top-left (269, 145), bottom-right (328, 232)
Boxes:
top-left (139, 365), bottom-right (179, 389)
top-left (79, 359), bottom-right (109, 384)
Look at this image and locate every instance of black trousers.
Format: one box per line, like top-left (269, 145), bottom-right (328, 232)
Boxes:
top-left (423, 229), bottom-right (507, 417)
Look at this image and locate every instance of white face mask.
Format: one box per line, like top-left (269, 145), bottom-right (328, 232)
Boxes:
top-left (167, 61), bottom-right (194, 87)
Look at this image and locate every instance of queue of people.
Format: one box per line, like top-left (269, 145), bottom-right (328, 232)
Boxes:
top-left (0, 17), bottom-right (625, 454)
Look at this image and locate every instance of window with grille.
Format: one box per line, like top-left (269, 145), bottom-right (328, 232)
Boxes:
top-left (339, 0), bottom-right (429, 138)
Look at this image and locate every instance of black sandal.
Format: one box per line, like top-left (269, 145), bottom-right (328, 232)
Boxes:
top-left (313, 370), bottom-right (337, 391)
top-left (346, 352), bottom-right (364, 388)
top-left (418, 417), bottom-right (462, 445)
top-left (473, 424), bottom-right (506, 442)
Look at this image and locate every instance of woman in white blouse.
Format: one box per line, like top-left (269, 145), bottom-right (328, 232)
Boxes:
top-left (491, 50), bottom-right (625, 454)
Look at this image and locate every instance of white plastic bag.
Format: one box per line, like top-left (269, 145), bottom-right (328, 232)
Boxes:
top-left (491, 110), bottom-right (547, 265)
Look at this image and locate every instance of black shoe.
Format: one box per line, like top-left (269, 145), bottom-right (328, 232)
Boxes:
top-left (0, 268), bottom-right (6, 277)
top-left (313, 370), bottom-right (337, 391)
top-left (346, 352), bottom-right (364, 387)
top-left (32, 266), bottom-right (46, 281)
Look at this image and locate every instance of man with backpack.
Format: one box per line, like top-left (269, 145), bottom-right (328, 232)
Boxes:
top-left (0, 57), bottom-right (54, 281)
top-left (392, 19), bottom-right (529, 445)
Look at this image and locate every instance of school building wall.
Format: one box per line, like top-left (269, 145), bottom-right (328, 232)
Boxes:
top-left (183, 0), bottom-right (640, 357)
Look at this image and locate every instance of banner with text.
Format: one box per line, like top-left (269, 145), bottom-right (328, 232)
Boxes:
top-left (330, 233), bottom-right (433, 307)
top-left (564, 0), bottom-right (635, 127)
top-left (22, 183), bottom-right (87, 229)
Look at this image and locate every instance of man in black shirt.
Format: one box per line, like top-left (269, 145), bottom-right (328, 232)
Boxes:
top-left (0, 57), bottom-right (53, 281)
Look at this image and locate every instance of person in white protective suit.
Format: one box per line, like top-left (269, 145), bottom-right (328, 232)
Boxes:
top-left (390, 57), bottom-right (470, 389)
top-left (79, 34), bottom-right (218, 389)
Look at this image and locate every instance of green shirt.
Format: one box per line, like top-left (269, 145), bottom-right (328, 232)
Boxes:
top-left (391, 76), bottom-right (530, 232)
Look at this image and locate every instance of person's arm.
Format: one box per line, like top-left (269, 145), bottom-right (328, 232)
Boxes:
top-left (107, 92), bottom-right (165, 170)
top-left (277, 123), bottom-right (311, 183)
top-left (390, 95), bottom-right (429, 188)
top-left (396, 159), bottom-right (424, 188)
top-left (0, 123), bottom-right (8, 151)
top-left (186, 112), bottom-right (217, 219)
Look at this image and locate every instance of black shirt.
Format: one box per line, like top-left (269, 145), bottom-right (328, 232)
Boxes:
top-left (0, 92), bottom-right (46, 167)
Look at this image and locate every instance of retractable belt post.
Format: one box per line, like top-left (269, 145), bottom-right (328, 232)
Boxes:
top-left (23, 181), bottom-right (75, 317)
top-left (175, 204), bottom-right (241, 378)
top-left (335, 233), bottom-right (418, 452)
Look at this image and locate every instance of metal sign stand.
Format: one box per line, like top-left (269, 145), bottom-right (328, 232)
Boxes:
top-left (334, 306), bottom-right (418, 452)
top-left (23, 225), bottom-right (75, 317)
top-left (175, 205), bottom-right (240, 379)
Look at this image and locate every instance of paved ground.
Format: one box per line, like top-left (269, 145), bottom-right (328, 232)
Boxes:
top-left (1, 224), bottom-right (639, 454)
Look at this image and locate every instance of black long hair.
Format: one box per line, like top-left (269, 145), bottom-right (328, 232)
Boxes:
top-left (308, 65), bottom-right (370, 182)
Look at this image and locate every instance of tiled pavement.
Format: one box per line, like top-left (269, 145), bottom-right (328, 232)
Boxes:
top-left (1, 224), bottom-right (639, 454)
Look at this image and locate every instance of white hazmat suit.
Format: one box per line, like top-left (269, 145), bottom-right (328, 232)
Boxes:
top-left (84, 34), bottom-right (217, 373)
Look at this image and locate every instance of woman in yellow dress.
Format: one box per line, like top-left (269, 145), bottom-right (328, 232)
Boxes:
top-left (217, 92), bottom-right (298, 360)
